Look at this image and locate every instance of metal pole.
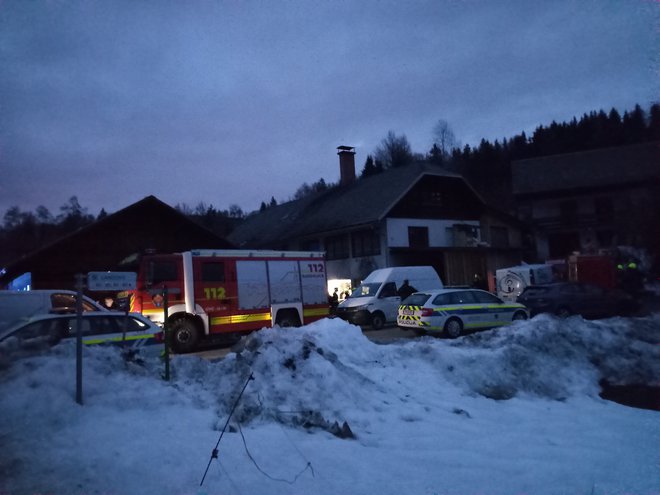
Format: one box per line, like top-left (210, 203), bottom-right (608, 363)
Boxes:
top-left (75, 273), bottom-right (84, 405)
top-left (163, 285), bottom-right (170, 381)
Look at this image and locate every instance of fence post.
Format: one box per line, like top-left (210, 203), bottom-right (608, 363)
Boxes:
top-left (75, 273), bottom-right (85, 405)
top-left (163, 285), bottom-right (170, 381)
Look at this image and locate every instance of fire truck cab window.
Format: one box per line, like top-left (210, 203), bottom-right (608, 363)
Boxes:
top-left (202, 262), bottom-right (225, 282)
top-left (150, 261), bottom-right (178, 285)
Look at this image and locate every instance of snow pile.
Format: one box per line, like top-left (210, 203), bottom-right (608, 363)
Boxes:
top-left (1, 315), bottom-right (658, 495)
top-left (173, 314), bottom-right (660, 427)
top-left (439, 313), bottom-right (660, 400)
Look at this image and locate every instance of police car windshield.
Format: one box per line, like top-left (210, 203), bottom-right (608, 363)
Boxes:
top-left (348, 283), bottom-right (381, 298)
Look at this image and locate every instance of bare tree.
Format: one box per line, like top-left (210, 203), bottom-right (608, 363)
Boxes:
top-left (374, 131), bottom-right (414, 168)
top-left (432, 119), bottom-right (459, 157)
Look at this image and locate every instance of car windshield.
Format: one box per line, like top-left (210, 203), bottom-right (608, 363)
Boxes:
top-left (402, 293), bottom-right (431, 305)
top-left (348, 283), bottom-right (381, 298)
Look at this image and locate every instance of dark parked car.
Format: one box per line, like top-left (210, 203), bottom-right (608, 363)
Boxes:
top-left (517, 282), bottom-right (638, 318)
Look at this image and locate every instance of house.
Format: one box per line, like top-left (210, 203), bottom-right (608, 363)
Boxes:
top-left (0, 195), bottom-right (232, 291)
top-left (229, 147), bottom-right (524, 288)
top-left (511, 142), bottom-right (660, 261)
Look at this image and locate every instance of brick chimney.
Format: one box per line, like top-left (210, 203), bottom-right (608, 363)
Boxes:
top-left (337, 146), bottom-right (356, 186)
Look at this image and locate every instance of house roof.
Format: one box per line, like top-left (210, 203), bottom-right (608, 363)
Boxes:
top-left (0, 195), bottom-right (231, 287)
top-left (511, 142), bottom-right (660, 196)
top-left (228, 162), bottom-right (472, 248)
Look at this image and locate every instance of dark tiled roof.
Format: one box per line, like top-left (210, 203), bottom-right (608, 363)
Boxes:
top-left (229, 163), bottom-right (466, 247)
top-left (0, 195), bottom-right (231, 285)
top-left (512, 142), bottom-right (659, 195)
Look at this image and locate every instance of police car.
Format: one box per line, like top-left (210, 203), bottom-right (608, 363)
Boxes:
top-left (0, 311), bottom-right (164, 357)
top-left (397, 288), bottom-right (529, 338)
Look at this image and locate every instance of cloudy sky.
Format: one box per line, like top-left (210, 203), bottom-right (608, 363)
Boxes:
top-left (1, 0), bottom-right (657, 217)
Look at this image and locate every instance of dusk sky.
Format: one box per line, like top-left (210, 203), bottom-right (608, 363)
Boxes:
top-left (1, 0), bottom-right (657, 217)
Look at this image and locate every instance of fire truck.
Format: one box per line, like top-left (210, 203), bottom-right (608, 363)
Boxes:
top-left (126, 250), bottom-right (328, 352)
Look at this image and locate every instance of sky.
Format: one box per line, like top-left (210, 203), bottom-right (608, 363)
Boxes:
top-left (1, 0), bottom-right (658, 217)
top-left (1, 314), bottom-right (659, 494)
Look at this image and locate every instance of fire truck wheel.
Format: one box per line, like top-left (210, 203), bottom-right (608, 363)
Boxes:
top-left (170, 319), bottom-right (199, 353)
top-left (276, 312), bottom-right (300, 328)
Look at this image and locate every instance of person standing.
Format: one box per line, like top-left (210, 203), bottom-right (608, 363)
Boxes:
top-left (397, 279), bottom-right (417, 300)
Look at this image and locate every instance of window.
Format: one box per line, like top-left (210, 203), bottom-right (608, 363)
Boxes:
top-left (201, 262), bottom-right (225, 282)
top-left (150, 261), bottom-right (178, 285)
top-left (559, 284), bottom-right (583, 296)
top-left (432, 293), bottom-right (452, 305)
top-left (422, 191), bottom-right (444, 206)
top-left (406, 293), bottom-right (431, 306)
top-left (489, 226), bottom-right (509, 248)
top-left (351, 229), bottom-right (380, 257)
top-left (448, 291), bottom-right (476, 304)
top-left (49, 293), bottom-right (98, 313)
top-left (325, 234), bottom-right (350, 260)
top-left (379, 282), bottom-right (398, 298)
top-left (408, 226), bottom-right (429, 248)
top-left (470, 290), bottom-right (501, 304)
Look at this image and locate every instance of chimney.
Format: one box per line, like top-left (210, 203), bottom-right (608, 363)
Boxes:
top-left (337, 145), bottom-right (356, 185)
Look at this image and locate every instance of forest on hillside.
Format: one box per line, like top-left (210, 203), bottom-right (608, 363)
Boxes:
top-left (1, 103), bottom-right (658, 267)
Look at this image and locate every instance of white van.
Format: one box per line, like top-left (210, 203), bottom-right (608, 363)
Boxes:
top-left (495, 264), bottom-right (554, 302)
top-left (335, 266), bottom-right (443, 329)
top-left (0, 290), bottom-right (105, 333)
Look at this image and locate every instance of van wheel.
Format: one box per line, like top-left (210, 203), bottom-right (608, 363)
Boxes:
top-left (370, 311), bottom-right (386, 330)
top-left (443, 318), bottom-right (463, 339)
top-left (170, 319), bottom-right (199, 353)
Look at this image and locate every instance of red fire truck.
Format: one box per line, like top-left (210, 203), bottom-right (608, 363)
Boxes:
top-left (126, 250), bottom-right (328, 352)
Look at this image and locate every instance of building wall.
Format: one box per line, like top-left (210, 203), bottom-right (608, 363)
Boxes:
top-left (386, 218), bottom-right (480, 247)
top-left (519, 184), bottom-right (657, 259)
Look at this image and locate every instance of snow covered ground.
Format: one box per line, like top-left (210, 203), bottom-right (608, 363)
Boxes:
top-left (1, 314), bottom-right (658, 495)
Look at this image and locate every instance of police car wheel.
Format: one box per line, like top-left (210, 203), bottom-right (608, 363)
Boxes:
top-left (444, 318), bottom-right (463, 339)
top-left (513, 311), bottom-right (527, 321)
top-left (170, 319), bottom-right (199, 353)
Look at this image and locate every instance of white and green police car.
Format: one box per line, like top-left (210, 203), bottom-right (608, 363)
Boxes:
top-left (0, 311), bottom-right (164, 357)
top-left (397, 288), bottom-right (529, 338)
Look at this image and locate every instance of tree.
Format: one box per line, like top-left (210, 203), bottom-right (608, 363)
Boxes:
top-left (228, 204), bottom-right (244, 218)
top-left (622, 104), bottom-right (646, 144)
top-left (57, 196), bottom-right (93, 231)
top-left (3, 206), bottom-right (24, 230)
top-left (361, 155), bottom-right (377, 177)
top-left (431, 119), bottom-right (459, 158)
top-left (269, 196), bottom-right (278, 207)
top-left (35, 206), bottom-right (53, 224)
top-left (648, 103), bottom-right (660, 141)
top-left (58, 196), bottom-right (87, 220)
top-left (374, 131), bottom-right (414, 168)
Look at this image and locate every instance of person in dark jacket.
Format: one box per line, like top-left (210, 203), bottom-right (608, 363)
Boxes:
top-left (397, 279), bottom-right (417, 300)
